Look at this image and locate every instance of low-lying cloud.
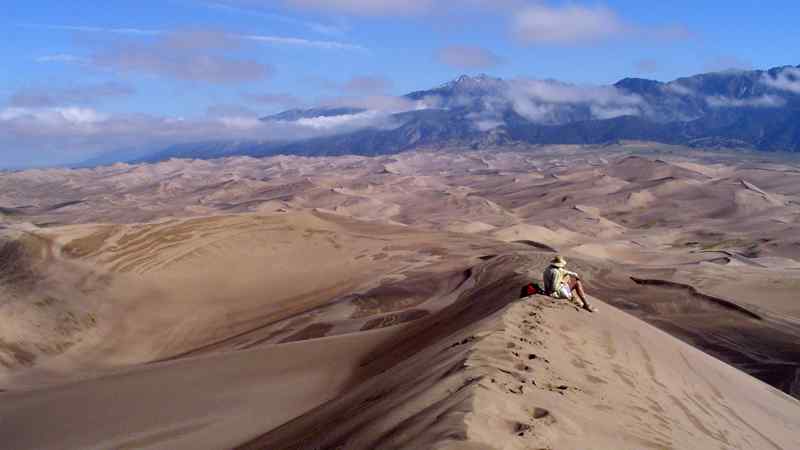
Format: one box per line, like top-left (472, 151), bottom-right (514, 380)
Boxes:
top-left (316, 93), bottom-right (435, 113)
top-left (705, 94), bottom-right (786, 108)
top-left (762, 67), bottom-right (800, 94)
top-left (506, 78), bottom-right (644, 123)
top-left (0, 98), bottom-right (411, 164)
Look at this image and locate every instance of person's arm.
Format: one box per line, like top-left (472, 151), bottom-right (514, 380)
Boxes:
top-left (564, 269), bottom-right (579, 279)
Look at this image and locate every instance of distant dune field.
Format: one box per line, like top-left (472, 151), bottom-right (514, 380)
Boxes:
top-left (1, 146), bottom-right (799, 448)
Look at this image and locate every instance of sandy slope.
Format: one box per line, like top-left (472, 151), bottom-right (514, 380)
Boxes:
top-left (241, 256), bottom-right (800, 450)
top-left (0, 210), bottom-right (515, 386)
top-left (4, 254), bottom-right (798, 450)
top-left (0, 326), bottom-right (407, 450)
top-left (2, 147), bottom-right (800, 448)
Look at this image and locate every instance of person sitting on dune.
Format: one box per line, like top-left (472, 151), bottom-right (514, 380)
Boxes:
top-left (543, 255), bottom-right (595, 312)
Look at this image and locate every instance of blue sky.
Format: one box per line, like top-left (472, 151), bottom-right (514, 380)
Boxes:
top-left (2, 0), bottom-right (799, 167)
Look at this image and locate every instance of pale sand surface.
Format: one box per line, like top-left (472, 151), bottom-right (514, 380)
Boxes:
top-left (1, 146), bottom-right (800, 448)
top-left (240, 257), bottom-right (800, 449)
top-left (4, 256), bottom-right (799, 450)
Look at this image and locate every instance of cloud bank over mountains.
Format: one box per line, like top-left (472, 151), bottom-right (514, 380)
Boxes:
top-left (5, 63), bottom-right (800, 167)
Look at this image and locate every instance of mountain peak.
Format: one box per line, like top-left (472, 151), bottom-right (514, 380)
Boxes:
top-left (451, 73), bottom-right (502, 85)
top-left (614, 77), bottom-right (663, 92)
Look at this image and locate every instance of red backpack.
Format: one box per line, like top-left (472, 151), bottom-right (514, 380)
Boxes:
top-left (520, 282), bottom-right (543, 298)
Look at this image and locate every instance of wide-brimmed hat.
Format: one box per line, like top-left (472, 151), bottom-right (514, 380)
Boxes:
top-left (550, 255), bottom-right (567, 268)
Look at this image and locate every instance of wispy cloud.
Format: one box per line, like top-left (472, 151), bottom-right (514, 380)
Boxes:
top-left (436, 45), bottom-right (502, 70)
top-left (8, 82), bottom-right (135, 107)
top-left (281, 0), bottom-right (436, 16)
top-left (341, 75), bottom-right (392, 94)
top-left (242, 92), bottom-right (306, 108)
top-left (304, 74), bottom-right (394, 95)
top-left (19, 23), bottom-right (365, 51)
top-left (240, 34), bottom-right (366, 51)
top-left (20, 23), bottom-right (159, 35)
top-left (90, 31), bottom-right (273, 84)
top-left (205, 2), bottom-right (348, 35)
top-left (35, 54), bottom-right (90, 64)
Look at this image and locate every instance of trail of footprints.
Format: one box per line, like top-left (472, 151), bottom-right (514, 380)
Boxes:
top-left (449, 298), bottom-right (582, 447)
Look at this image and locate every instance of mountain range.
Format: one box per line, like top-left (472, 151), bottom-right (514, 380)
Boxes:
top-left (122, 64), bottom-right (800, 164)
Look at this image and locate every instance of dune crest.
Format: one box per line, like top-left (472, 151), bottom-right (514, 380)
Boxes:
top-left (241, 287), bottom-right (800, 450)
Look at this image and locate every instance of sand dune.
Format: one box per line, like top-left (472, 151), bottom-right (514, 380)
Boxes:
top-left (240, 257), bottom-right (800, 450)
top-left (1, 146), bottom-right (800, 449)
top-left (4, 254), bottom-right (798, 450)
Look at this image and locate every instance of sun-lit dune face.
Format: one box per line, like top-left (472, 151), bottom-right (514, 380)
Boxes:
top-left (1, 146), bottom-right (800, 449)
top-left (0, 231), bottom-right (109, 371)
top-left (1, 147), bottom-right (800, 379)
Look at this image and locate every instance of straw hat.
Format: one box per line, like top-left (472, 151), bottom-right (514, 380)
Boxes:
top-left (550, 255), bottom-right (567, 268)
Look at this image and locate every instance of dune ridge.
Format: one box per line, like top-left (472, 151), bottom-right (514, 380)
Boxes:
top-left (239, 258), bottom-right (800, 449)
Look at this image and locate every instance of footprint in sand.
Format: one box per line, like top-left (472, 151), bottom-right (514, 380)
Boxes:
top-left (532, 407), bottom-right (550, 419)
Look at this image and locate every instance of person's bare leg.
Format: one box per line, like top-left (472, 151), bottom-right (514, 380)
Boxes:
top-left (574, 280), bottom-right (593, 310)
top-left (567, 277), bottom-right (593, 311)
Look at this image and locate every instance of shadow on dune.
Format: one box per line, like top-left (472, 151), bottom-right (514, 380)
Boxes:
top-left (591, 273), bottom-right (800, 399)
top-left (236, 253), bottom-right (533, 450)
top-left (511, 240), bottom-right (558, 253)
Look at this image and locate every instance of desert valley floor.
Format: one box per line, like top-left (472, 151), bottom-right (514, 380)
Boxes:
top-left (1, 144), bottom-right (800, 449)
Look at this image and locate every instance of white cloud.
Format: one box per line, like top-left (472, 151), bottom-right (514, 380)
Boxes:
top-left (705, 95), bottom-right (786, 108)
top-left (513, 5), bottom-right (624, 44)
top-left (762, 67), bottom-right (800, 94)
top-left (509, 79), bottom-right (642, 106)
top-left (0, 103), bottom-right (404, 162)
top-left (0, 107), bottom-right (108, 125)
top-left (512, 4), bottom-right (691, 45)
top-left (293, 110), bottom-right (382, 129)
top-left (503, 78), bottom-right (644, 123)
top-left (662, 82), bottom-right (694, 96)
top-left (474, 119), bottom-right (504, 131)
top-left (317, 94), bottom-right (436, 112)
